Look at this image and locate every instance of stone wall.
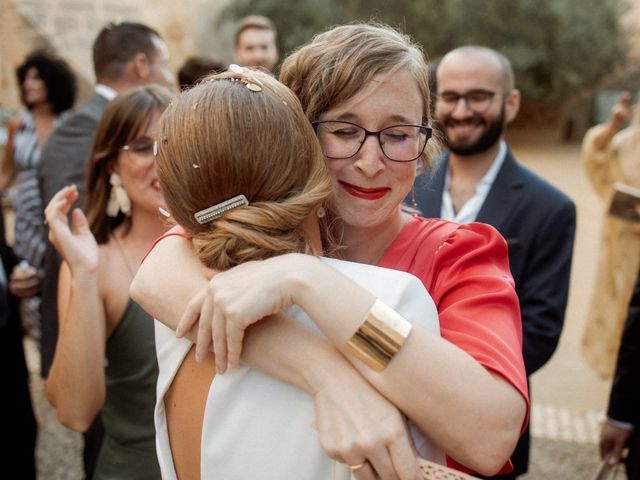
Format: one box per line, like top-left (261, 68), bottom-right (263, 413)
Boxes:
top-left (0, 0), bottom-right (232, 110)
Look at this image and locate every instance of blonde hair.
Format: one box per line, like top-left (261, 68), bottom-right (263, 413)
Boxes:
top-left (280, 22), bottom-right (441, 171)
top-left (156, 71), bottom-right (333, 270)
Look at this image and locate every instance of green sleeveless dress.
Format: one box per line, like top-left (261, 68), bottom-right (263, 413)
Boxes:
top-left (93, 298), bottom-right (161, 479)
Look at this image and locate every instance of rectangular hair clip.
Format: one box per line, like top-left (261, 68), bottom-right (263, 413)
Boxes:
top-left (194, 194), bottom-right (249, 225)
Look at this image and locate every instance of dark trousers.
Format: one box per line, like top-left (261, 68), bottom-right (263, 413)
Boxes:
top-left (627, 429), bottom-right (640, 480)
top-left (83, 414), bottom-right (104, 479)
top-left (0, 301), bottom-right (37, 479)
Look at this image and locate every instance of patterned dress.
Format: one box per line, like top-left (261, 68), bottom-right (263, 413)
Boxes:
top-left (11, 111), bottom-right (68, 341)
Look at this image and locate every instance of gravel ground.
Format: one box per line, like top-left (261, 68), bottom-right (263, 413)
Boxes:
top-left (27, 338), bottom-right (83, 480)
top-left (523, 437), bottom-right (624, 480)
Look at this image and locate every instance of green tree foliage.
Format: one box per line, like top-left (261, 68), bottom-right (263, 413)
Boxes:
top-left (225, 0), bottom-right (629, 103)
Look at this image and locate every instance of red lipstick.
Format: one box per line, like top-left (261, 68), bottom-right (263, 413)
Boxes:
top-left (339, 180), bottom-right (389, 200)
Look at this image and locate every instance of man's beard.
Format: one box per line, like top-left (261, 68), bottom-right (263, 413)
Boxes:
top-left (442, 106), bottom-right (505, 156)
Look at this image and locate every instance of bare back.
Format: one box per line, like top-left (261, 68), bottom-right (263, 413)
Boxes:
top-left (165, 346), bottom-right (216, 480)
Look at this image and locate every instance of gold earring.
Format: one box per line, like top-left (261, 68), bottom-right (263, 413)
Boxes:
top-left (411, 188), bottom-right (418, 210)
top-left (106, 172), bottom-right (131, 217)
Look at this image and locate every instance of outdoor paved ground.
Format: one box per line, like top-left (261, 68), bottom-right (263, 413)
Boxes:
top-left (25, 129), bottom-right (624, 479)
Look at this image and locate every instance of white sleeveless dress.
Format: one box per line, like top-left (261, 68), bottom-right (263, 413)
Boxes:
top-left (154, 257), bottom-right (444, 479)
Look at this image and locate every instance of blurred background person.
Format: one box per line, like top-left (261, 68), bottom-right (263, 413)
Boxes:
top-left (233, 15), bottom-right (279, 71)
top-left (0, 49), bottom-right (76, 345)
top-left (45, 84), bottom-right (171, 480)
top-left (412, 46), bottom-right (576, 479)
top-left (177, 55), bottom-right (225, 91)
top-left (581, 92), bottom-right (640, 380)
top-left (0, 211), bottom-right (39, 479)
top-left (36, 21), bottom-right (173, 478)
top-left (39, 20), bottom-right (174, 378)
top-left (600, 267), bottom-right (640, 480)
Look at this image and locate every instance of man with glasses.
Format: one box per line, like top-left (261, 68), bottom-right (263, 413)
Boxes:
top-left (36, 20), bottom-right (173, 479)
top-left (413, 46), bottom-right (576, 479)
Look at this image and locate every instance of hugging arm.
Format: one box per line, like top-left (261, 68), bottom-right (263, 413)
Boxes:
top-left (133, 225), bottom-right (528, 475)
top-left (185, 251), bottom-right (525, 475)
top-left (130, 234), bottom-right (420, 480)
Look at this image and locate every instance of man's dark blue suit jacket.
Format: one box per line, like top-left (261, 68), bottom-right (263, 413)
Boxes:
top-left (412, 147), bottom-right (576, 477)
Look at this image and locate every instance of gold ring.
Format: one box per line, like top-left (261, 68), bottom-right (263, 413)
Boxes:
top-left (347, 462), bottom-right (365, 471)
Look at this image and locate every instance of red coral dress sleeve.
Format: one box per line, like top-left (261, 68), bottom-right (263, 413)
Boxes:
top-left (380, 217), bottom-right (529, 473)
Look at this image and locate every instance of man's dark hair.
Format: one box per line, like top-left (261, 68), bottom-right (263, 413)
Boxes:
top-left (177, 56), bottom-right (225, 91)
top-left (92, 21), bottom-right (161, 81)
top-left (16, 49), bottom-right (77, 114)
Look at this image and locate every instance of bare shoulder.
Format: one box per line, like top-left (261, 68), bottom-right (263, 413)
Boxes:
top-left (142, 231), bottom-right (196, 272)
top-left (97, 241), bottom-right (131, 296)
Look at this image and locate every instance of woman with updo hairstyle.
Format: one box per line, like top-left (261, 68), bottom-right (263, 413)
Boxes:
top-left (133, 23), bottom-right (528, 479)
top-left (44, 84), bottom-right (172, 480)
top-left (156, 70), bottom-right (333, 270)
top-left (137, 70), bottom-right (442, 480)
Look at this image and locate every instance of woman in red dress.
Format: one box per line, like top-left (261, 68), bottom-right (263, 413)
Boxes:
top-left (132, 23), bottom-right (528, 478)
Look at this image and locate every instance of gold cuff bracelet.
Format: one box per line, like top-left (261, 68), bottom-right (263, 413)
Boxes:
top-left (346, 299), bottom-right (413, 371)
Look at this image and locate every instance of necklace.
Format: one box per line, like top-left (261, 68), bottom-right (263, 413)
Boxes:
top-left (112, 234), bottom-right (136, 280)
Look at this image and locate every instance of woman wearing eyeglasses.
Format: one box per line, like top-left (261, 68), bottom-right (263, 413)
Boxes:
top-left (44, 85), bottom-right (172, 480)
top-left (133, 24), bottom-right (528, 479)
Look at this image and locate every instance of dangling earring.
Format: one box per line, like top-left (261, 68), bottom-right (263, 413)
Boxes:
top-left (411, 188), bottom-right (418, 210)
top-left (316, 206), bottom-right (326, 218)
top-left (106, 172), bottom-right (131, 217)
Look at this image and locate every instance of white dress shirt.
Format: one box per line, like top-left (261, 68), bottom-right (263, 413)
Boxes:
top-left (441, 140), bottom-right (507, 223)
top-left (95, 83), bottom-right (118, 101)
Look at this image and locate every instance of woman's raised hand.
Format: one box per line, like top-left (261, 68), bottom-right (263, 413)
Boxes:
top-left (610, 92), bottom-right (634, 130)
top-left (44, 185), bottom-right (98, 275)
top-left (176, 254), bottom-right (305, 372)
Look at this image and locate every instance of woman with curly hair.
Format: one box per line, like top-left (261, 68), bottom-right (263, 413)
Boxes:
top-left (1, 49), bottom-right (76, 341)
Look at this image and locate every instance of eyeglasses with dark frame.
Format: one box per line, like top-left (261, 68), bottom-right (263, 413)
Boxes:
top-left (121, 137), bottom-right (155, 166)
top-left (312, 121), bottom-right (432, 163)
top-left (436, 89), bottom-right (499, 114)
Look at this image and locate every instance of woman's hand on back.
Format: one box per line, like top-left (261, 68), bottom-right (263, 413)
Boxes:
top-left (176, 254), bottom-right (307, 371)
top-left (176, 252), bottom-right (376, 374)
top-left (44, 185), bottom-right (99, 275)
top-left (312, 359), bottom-right (421, 480)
